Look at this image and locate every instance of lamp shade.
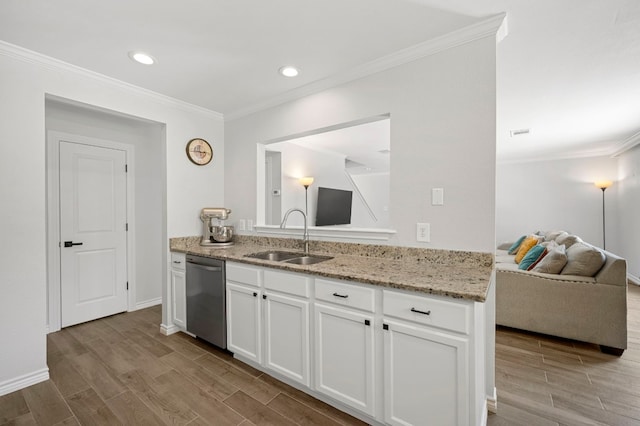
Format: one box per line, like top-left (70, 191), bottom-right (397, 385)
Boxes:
top-left (299, 176), bottom-right (314, 187)
top-left (594, 180), bottom-right (613, 190)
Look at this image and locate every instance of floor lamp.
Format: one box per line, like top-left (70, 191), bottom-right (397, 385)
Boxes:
top-left (299, 177), bottom-right (314, 216)
top-left (594, 180), bottom-right (613, 250)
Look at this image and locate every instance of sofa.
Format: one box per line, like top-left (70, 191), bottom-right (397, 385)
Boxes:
top-left (495, 231), bottom-right (628, 354)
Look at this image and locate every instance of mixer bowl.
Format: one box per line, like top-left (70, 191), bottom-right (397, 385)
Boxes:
top-left (212, 225), bottom-right (234, 243)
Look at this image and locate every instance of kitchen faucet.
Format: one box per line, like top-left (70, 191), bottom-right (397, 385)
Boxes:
top-left (280, 208), bottom-right (309, 255)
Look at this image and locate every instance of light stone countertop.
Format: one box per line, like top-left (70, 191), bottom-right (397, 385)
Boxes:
top-left (170, 235), bottom-right (494, 302)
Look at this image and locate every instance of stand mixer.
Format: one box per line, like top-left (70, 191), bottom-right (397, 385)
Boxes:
top-left (200, 208), bottom-right (234, 246)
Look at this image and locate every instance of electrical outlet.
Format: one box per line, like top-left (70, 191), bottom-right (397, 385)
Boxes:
top-left (247, 219), bottom-right (254, 232)
top-left (416, 223), bottom-right (430, 242)
top-left (238, 219), bottom-right (246, 231)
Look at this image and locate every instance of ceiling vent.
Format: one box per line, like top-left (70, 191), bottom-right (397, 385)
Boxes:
top-left (510, 128), bottom-right (530, 137)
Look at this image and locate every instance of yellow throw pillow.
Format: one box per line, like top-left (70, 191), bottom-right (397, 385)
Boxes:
top-left (514, 236), bottom-right (539, 263)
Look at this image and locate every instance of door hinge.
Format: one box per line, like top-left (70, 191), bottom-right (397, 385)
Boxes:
top-left (126, 223), bottom-right (129, 231)
top-left (126, 281), bottom-right (129, 290)
top-left (125, 164), bottom-right (128, 173)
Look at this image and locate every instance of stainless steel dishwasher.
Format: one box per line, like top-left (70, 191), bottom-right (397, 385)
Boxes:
top-left (186, 254), bottom-right (226, 349)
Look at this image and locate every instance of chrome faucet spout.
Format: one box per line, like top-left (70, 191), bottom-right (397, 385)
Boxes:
top-left (280, 208), bottom-right (309, 255)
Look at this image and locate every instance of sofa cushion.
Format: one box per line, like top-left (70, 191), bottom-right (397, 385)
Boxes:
top-left (518, 245), bottom-right (546, 270)
top-left (556, 233), bottom-right (582, 248)
top-left (561, 242), bottom-right (606, 277)
top-left (507, 235), bottom-right (527, 255)
top-left (515, 235), bottom-right (541, 263)
top-left (531, 244), bottom-right (567, 274)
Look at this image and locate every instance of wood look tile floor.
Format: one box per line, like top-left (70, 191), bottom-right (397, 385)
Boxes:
top-left (487, 283), bottom-right (640, 426)
top-left (1, 284), bottom-right (639, 425)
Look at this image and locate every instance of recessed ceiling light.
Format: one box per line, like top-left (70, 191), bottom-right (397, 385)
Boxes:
top-left (279, 66), bottom-right (299, 77)
top-left (128, 51), bottom-right (156, 65)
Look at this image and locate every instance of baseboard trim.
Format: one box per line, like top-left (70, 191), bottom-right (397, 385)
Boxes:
top-left (135, 297), bottom-right (162, 311)
top-left (0, 368), bottom-right (50, 397)
top-left (487, 387), bottom-right (498, 413)
top-left (629, 274), bottom-right (640, 286)
top-left (160, 323), bottom-right (180, 336)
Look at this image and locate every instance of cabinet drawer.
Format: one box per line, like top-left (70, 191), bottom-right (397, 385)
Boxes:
top-left (315, 279), bottom-right (376, 312)
top-left (170, 252), bottom-right (186, 271)
top-left (383, 290), bottom-right (470, 334)
top-left (227, 262), bottom-right (261, 287)
top-left (264, 269), bottom-right (310, 297)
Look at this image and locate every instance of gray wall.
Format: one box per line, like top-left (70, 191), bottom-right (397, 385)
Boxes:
top-left (225, 37), bottom-right (497, 252)
top-left (617, 145), bottom-right (640, 280)
top-left (496, 156), bottom-right (619, 246)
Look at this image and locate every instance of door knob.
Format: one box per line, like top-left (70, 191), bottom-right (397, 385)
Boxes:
top-left (64, 241), bottom-right (83, 247)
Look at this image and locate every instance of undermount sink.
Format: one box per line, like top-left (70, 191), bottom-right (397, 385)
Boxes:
top-left (283, 255), bottom-right (333, 265)
top-left (245, 250), bottom-right (333, 265)
top-left (245, 250), bottom-right (301, 261)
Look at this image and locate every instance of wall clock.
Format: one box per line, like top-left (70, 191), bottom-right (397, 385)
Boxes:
top-left (186, 138), bottom-right (213, 165)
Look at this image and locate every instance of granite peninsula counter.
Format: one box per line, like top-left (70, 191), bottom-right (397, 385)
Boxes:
top-left (170, 235), bottom-right (494, 302)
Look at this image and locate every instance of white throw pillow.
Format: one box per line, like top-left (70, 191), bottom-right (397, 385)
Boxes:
top-left (531, 244), bottom-right (567, 274)
top-left (555, 233), bottom-right (582, 249)
top-left (561, 242), bottom-right (606, 277)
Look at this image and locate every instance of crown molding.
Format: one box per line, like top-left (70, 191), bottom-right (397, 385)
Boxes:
top-left (225, 13), bottom-right (508, 122)
top-left (610, 130), bottom-right (640, 157)
top-left (497, 145), bottom-right (618, 165)
top-left (0, 40), bottom-right (224, 121)
top-left (498, 129), bottom-right (640, 165)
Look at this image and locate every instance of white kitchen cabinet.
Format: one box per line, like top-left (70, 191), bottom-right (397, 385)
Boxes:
top-left (263, 291), bottom-right (310, 386)
top-left (170, 252), bottom-right (186, 330)
top-left (226, 263), bottom-right (262, 364)
top-left (383, 289), bottom-right (471, 426)
top-left (315, 301), bottom-right (375, 416)
top-left (262, 269), bottom-right (311, 386)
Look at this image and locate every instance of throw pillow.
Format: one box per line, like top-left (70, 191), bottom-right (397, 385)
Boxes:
top-left (518, 245), bottom-right (546, 270)
top-left (531, 244), bottom-right (567, 274)
top-left (514, 236), bottom-right (540, 264)
top-left (527, 249), bottom-right (548, 270)
top-left (556, 233), bottom-right (582, 248)
top-left (544, 230), bottom-right (566, 242)
top-left (507, 235), bottom-right (527, 255)
top-left (561, 242), bottom-right (606, 277)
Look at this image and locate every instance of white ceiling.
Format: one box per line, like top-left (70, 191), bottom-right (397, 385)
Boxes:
top-left (1, 0), bottom-right (639, 162)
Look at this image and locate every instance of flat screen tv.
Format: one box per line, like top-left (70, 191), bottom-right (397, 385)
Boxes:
top-left (315, 187), bottom-right (353, 226)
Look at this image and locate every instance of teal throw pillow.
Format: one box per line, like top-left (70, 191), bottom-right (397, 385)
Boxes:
top-left (519, 245), bottom-right (546, 270)
top-left (508, 235), bottom-right (526, 255)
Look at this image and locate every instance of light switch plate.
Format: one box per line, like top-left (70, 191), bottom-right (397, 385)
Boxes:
top-left (416, 223), bottom-right (430, 242)
top-left (432, 188), bottom-right (444, 206)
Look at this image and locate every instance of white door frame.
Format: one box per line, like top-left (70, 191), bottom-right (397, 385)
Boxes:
top-left (46, 131), bottom-right (136, 333)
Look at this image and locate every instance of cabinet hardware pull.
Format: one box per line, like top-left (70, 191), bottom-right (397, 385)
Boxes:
top-left (332, 292), bottom-right (349, 298)
top-left (173, 261), bottom-right (181, 264)
top-left (411, 307), bottom-right (431, 316)
top-left (253, 292), bottom-right (257, 297)
top-left (364, 319), bottom-right (370, 326)
top-left (263, 295), bottom-right (267, 299)
top-left (383, 324), bottom-right (389, 330)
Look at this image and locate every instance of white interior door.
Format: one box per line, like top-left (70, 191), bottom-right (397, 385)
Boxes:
top-left (59, 141), bottom-right (128, 327)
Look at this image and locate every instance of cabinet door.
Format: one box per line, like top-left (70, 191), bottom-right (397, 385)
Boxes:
top-left (263, 291), bottom-right (310, 386)
top-left (170, 268), bottom-right (186, 329)
top-left (315, 303), bottom-right (375, 416)
top-left (227, 282), bottom-right (262, 364)
top-left (384, 319), bottom-right (469, 426)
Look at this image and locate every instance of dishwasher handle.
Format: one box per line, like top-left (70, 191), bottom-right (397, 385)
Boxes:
top-left (188, 262), bottom-right (222, 272)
